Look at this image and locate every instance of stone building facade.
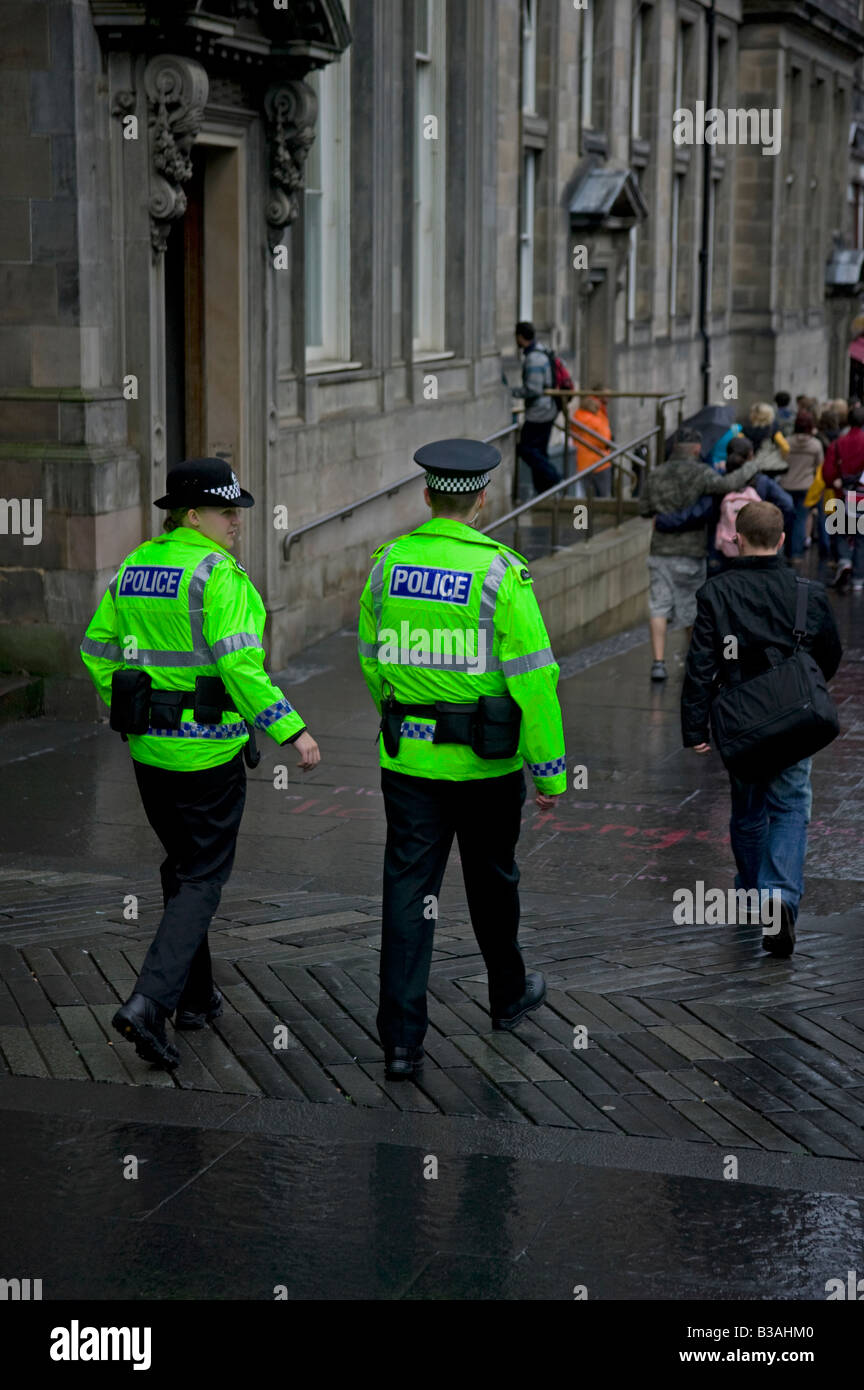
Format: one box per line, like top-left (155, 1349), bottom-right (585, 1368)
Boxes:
top-left (1, 0), bottom-right (863, 703)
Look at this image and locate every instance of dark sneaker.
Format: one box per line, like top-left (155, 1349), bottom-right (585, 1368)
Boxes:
top-left (762, 902), bottom-right (796, 959)
top-left (492, 971), bottom-right (547, 1031)
top-left (384, 1046), bottom-right (424, 1080)
top-left (650, 660), bottom-right (668, 682)
top-left (112, 992), bottom-right (180, 1068)
top-left (175, 988), bottom-right (224, 1031)
top-left (834, 562), bottom-right (853, 593)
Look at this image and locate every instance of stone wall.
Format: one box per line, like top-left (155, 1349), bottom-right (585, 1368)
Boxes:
top-left (531, 516), bottom-right (652, 655)
top-left (0, 0), bottom-right (141, 698)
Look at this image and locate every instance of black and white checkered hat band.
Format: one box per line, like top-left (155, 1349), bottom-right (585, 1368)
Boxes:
top-left (425, 471), bottom-right (489, 493)
top-left (204, 478), bottom-right (241, 501)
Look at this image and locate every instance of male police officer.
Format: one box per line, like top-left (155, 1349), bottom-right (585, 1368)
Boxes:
top-left (358, 439), bottom-right (567, 1079)
top-left (81, 459), bottom-right (320, 1069)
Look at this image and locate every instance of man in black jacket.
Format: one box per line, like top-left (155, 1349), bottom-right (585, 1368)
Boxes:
top-left (682, 501), bottom-right (842, 957)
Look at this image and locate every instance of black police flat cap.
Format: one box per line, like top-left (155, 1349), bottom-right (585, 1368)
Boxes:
top-left (414, 438), bottom-right (502, 493)
top-left (154, 458), bottom-right (254, 509)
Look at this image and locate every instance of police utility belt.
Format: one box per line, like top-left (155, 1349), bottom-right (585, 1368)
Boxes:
top-left (109, 669), bottom-right (260, 768)
top-left (380, 691), bottom-right (521, 760)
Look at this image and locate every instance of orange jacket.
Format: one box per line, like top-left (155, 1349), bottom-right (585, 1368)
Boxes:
top-left (569, 405), bottom-right (612, 472)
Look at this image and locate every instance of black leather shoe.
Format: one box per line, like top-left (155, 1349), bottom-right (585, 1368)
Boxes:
top-left (112, 993), bottom-right (180, 1068)
top-left (762, 902), bottom-right (796, 958)
top-left (175, 988), bottom-right (224, 1031)
top-left (384, 1046), bottom-right (425, 1080)
top-left (492, 971), bottom-right (547, 1031)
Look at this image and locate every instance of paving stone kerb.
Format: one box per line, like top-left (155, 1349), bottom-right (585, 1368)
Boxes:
top-left (0, 606), bottom-right (863, 1162)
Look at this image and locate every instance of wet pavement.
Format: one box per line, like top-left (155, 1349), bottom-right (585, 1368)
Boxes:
top-left (1, 551), bottom-right (863, 1300)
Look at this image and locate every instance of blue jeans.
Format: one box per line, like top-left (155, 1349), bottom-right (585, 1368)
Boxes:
top-left (728, 757), bottom-right (812, 918)
top-left (785, 491), bottom-right (810, 558)
top-left (836, 533), bottom-right (864, 578)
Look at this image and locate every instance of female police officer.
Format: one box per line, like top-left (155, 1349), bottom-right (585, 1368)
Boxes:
top-left (81, 458), bottom-right (320, 1069)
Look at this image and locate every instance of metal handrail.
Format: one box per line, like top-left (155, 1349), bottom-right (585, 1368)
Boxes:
top-left (482, 425), bottom-right (659, 553)
top-left (282, 420), bottom-right (520, 559)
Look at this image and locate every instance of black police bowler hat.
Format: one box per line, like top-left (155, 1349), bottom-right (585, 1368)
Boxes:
top-left (413, 438), bottom-right (502, 493)
top-left (154, 458), bottom-right (255, 509)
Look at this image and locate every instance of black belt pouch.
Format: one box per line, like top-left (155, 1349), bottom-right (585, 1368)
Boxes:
top-left (472, 695), bottom-right (521, 759)
top-left (194, 675), bottom-right (226, 724)
top-left (149, 688), bottom-right (185, 731)
top-left (432, 702), bottom-right (477, 746)
top-left (109, 669), bottom-right (152, 735)
top-left (379, 697), bottom-right (405, 757)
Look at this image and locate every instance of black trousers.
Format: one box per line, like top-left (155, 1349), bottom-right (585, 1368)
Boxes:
top-left (517, 419), bottom-right (561, 494)
top-left (132, 752), bottom-right (246, 1013)
top-left (378, 768), bottom-right (527, 1048)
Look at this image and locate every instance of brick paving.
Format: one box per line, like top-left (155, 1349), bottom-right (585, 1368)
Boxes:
top-left (2, 867), bottom-right (864, 1158)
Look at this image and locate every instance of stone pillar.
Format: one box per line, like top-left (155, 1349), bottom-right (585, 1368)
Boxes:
top-left (0, 0), bottom-right (139, 712)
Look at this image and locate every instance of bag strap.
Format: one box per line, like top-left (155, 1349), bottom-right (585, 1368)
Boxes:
top-left (793, 576), bottom-right (809, 649)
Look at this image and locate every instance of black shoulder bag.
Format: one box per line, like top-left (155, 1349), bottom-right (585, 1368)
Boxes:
top-left (709, 578), bottom-right (840, 783)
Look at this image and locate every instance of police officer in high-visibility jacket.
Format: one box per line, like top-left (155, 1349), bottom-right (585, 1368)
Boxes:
top-left (81, 459), bottom-right (320, 1069)
top-left (358, 438), bottom-right (566, 1080)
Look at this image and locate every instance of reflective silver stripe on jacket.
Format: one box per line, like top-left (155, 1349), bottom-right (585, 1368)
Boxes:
top-left (211, 632), bottom-right (263, 659)
top-left (358, 638), bottom-right (379, 659)
top-left (188, 551), bottom-right (226, 657)
top-left (474, 553), bottom-right (517, 674)
top-left (370, 545), bottom-right (395, 632)
top-left (500, 647), bottom-right (555, 678)
top-left (377, 652), bottom-right (491, 675)
top-left (81, 636), bottom-right (123, 661)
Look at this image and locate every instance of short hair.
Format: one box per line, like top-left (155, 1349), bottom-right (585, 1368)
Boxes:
top-left (850, 405), bottom-right (864, 429)
top-left (794, 409), bottom-right (815, 433)
top-left (749, 402), bottom-right (775, 427)
top-left (831, 398), bottom-right (849, 423)
top-left (818, 409), bottom-right (838, 433)
top-left (774, 391), bottom-right (791, 408)
top-left (515, 320), bottom-right (535, 340)
top-left (726, 435), bottom-right (754, 463)
top-left (736, 500), bottom-right (784, 549)
top-left (675, 427), bottom-right (702, 447)
top-left (164, 506), bottom-right (190, 532)
top-left (427, 486), bottom-right (481, 517)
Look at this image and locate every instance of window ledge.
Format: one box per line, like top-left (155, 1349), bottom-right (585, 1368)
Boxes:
top-left (305, 359), bottom-right (364, 376)
top-left (412, 349), bottom-right (456, 363)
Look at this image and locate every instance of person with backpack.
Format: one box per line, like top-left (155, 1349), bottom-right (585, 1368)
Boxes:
top-left (822, 403), bottom-right (864, 592)
top-left (682, 501), bottom-right (842, 958)
top-left (655, 437), bottom-right (794, 575)
top-left (512, 321), bottom-right (563, 495)
top-left (638, 428), bottom-right (764, 682)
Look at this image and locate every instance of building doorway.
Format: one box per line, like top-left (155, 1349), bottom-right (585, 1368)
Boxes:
top-left (163, 142), bottom-right (245, 476)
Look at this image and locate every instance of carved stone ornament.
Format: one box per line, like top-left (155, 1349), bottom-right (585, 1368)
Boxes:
top-left (143, 55), bottom-right (209, 255)
top-left (264, 81), bottom-right (318, 250)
